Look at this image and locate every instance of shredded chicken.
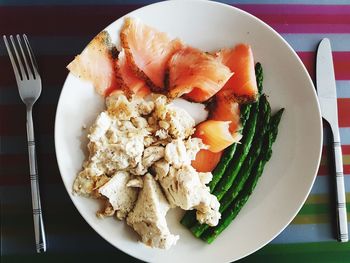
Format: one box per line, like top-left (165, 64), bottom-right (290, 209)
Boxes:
top-left (74, 92), bottom-right (221, 249)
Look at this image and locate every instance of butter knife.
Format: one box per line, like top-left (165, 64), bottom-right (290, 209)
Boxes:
top-left (316, 38), bottom-right (348, 242)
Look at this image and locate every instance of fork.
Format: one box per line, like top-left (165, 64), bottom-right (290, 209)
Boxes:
top-left (3, 34), bottom-right (47, 253)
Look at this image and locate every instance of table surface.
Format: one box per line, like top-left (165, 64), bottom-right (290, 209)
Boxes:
top-left (1, 0), bottom-right (350, 262)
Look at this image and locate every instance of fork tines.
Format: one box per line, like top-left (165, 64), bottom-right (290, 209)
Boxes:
top-left (3, 34), bottom-right (39, 82)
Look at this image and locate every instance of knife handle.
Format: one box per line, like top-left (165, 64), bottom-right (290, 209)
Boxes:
top-left (333, 141), bottom-right (348, 242)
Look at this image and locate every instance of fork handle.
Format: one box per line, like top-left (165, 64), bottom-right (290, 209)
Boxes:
top-left (26, 107), bottom-right (47, 252)
top-left (333, 141), bottom-right (348, 242)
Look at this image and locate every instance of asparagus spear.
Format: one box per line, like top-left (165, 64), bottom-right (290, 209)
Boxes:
top-left (212, 99), bottom-right (259, 200)
top-left (209, 103), bottom-right (251, 192)
top-left (201, 108), bottom-right (284, 243)
top-left (180, 104), bottom-right (252, 228)
top-left (190, 95), bottom-right (271, 237)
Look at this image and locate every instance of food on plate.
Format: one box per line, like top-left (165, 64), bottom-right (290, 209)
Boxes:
top-left (209, 96), bottom-right (241, 134)
top-left (216, 44), bottom-right (258, 102)
top-left (67, 31), bottom-right (120, 96)
top-left (73, 92), bottom-right (221, 249)
top-left (191, 149), bottom-right (223, 173)
top-left (201, 108), bottom-right (284, 243)
top-left (167, 47), bottom-right (233, 102)
top-left (117, 49), bottom-right (151, 97)
top-left (120, 17), bottom-right (183, 91)
top-left (126, 173), bottom-right (179, 249)
top-left (68, 16), bottom-right (284, 248)
top-left (193, 120), bottom-right (240, 153)
top-left (181, 63), bottom-right (284, 243)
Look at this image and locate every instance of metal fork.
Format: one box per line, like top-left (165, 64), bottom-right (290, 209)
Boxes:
top-left (3, 34), bottom-right (46, 253)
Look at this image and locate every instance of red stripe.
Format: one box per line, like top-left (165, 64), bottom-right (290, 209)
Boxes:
top-left (0, 105), bottom-right (56, 135)
top-left (338, 99), bottom-right (350, 127)
top-left (317, 165), bottom-right (328, 176)
top-left (317, 165), bottom-right (350, 176)
top-left (0, 5), bottom-right (140, 36)
top-left (323, 145), bottom-right (350, 155)
top-left (342, 145), bottom-right (350, 155)
top-left (297, 52), bottom-right (350, 81)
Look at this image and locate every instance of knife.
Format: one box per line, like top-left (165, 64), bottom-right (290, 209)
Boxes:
top-left (316, 38), bottom-right (348, 242)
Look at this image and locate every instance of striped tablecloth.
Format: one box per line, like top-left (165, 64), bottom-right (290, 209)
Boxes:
top-left (1, 1), bottom-right (349, 262)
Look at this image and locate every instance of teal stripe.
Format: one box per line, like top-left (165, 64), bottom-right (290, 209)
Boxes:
top-left (272, 223), bottom-right (334, 243)
top-left (337, 81), bottom-right (350, 98)
top-left (310, 176), bottom-right (350, 195)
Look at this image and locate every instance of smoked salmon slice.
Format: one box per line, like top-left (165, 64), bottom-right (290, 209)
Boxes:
top-left (194, 120), bottom-right (238, 152)
top-left (209, 96), bottom-right (241, 134)
top-left (117, 50), bottom-right (151, 98)
top-left (192, 149), bottom-right (223, 173)
top-left (216, 44), bottom-right (258, 102)
top-left (67, 31), bottom-right (120, 96)
top-left (167, 47), bottom-right (233, 102)
top-left (120, 17), bottom-right (183, 91)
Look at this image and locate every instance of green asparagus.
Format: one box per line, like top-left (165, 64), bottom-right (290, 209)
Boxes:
top-left (201, 108), bottom-right (284, 243)
top-left (190, 95), bottom-right (271, 237)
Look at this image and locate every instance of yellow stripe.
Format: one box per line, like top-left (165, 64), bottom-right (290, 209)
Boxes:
top-left (344, 154), bottom-right (350, 165)
top-left (304, 193), bottom-right (350, 205)
top-left (292, 213), bottom-right (350, 225)
top-left (319, 154), bottom-right (350, 165)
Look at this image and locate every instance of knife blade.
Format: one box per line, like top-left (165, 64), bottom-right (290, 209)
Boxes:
top-left (316, 38), bottom-right (348, 242)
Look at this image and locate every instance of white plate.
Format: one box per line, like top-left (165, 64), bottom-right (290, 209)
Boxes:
top-left (54, 1), bottom-right (322, 262)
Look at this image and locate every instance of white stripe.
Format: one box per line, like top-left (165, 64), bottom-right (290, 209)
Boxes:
top-left (282, 34), bottom-right (350, 52)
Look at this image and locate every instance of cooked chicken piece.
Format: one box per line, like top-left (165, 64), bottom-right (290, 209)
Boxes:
top-left (138, 100), bottom-right (155, 115)
top-left (155, 129), bottom-right (169, 140)
top-left (185, 137), bottom-right (207, 161)
top-left (164, 139), bottom-right (189, 168)
top-left (126, 177), bottom-right (143, 188)
top-left (198, 172), bottom-right (213, 185)
top-left (152, 94), bottom-right (195, 139)
top-left (127, 173), bottom-right (179, 249)
top-left (106, 93), bottom-right (139, 120)
top-left (88, 112), bottom-right (112, 142)
top-left (96, 199), bottom-right (115, 218)
top-left (158, 165), bottom-right (220, 226)
top-left (131, 116), bottom-right (148, 128)
top-left (73, 171), bottom-right (109, 198)
top-left (152, 159), bottom-right (170, 180)
top-left (98, 171), bottom-right (138, 220)
top-left (165, 106), bottom-right (195, 139)
top-left (142, 146), bottom-right (165, 167)
top-left (196, 195), bottom-right (221, 226)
